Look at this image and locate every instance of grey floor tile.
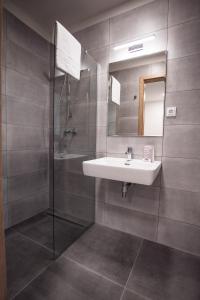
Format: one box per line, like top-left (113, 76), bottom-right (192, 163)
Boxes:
top-left (14, 257), bottom-right (123, 300)
top-left (122, 289), bottom-right (148, 300)
top-left (15, 213), bottom-right (86, 255)
top-left (6, 231), bottom-right (52, 299)
top-left (127, 240), bottom-right (200, 300)
top-left (64, 224), bottom-right (142, 285)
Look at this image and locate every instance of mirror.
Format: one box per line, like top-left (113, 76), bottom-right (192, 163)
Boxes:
top-left (107, 51), bottom-right (167, 136)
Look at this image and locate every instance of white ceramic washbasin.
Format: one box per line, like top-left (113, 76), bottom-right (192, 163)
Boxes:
top-left (83, 157), bottom-right (161, 185)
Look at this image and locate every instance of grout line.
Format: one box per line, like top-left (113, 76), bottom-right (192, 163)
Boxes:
top-left (164, 123), bottom-right (200, 126)
top-left (120, 239), bottom-right (143, 300)
top-left (166, 88), bottom-right (200, 94)
top-left (63, 255), bottom-right (124, 289)
top-left (167, 15), bottom-right (200, 31)
top-left (16, 231), bottom-right (53, 254)
top-left (159, 215), bottom-right (200, 231)
top-left (10, 262), bottom-right (52, 300)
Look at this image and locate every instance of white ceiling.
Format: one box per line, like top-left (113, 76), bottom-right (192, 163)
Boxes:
top-left (5, 0), bottom-right (143, 40)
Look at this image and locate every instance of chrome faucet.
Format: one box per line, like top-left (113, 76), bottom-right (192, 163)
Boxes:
top-left (64, 128), bottom-right (77, 136)
top-left (125, 147), bottom-right (133, 161)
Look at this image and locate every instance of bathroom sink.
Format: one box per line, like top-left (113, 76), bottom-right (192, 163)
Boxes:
top-left (83, 157), bottom-right (161, 185)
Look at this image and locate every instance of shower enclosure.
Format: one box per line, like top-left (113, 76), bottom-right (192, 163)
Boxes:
top-left (50, 48), bottom-right (97, 256)
top-left (3, 11), bottom-right (97, 298)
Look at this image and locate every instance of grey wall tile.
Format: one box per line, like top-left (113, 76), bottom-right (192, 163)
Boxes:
top-left (96, 126), bottom-right (107, 153)
top-left (105, 180), bottom-right (160, 215)
top-left (6, 96), bottom-right (46, 127)
top-left (97, 101), bottom-right (107, 127)
top-left (57, 154), bottom-right (90, 175)
top-left (88, 46), bottom-right (109, 75)
top-left (168, 0), bottom-right (200, 26)
top-left (6, 39), bottom-right (49, 83)
top-left (7, 124), bottom-right (46, 150)
top-left (7, 11), bottom-right (49, 60)
top-left (107, 136), bottom-right (163, 156)
top-left (1, 66), bottom-right (6, 95)
top-left (168, 19), bottom-right (200, 59)
top-left (7, 170), bottom-right (48, 202)
top-left (1, 95), bottom-right (6, 124)
top-left (165, 90), bottom-right (200, 125)
top-left (158, 217), bottom-right (200, 256)
top-left (75, 21), bottom-right (109, 51)
top-left (7, 189), bottom-right (49, 227)
top-left (160, 188), bottom-right (200, 226)
top-left (7, 150), bottom-right (48, 177)
top-left (110, 0), bottom-right (168, 44)
top-left (95, 198), bottom-right (105, 225)
top-left (54, 170), bottom-right (94, 199)
top-left (1, 124), bottom-right (7, 151)
top-left (167, 54), bottom-right (200, 92)
top-left (104, 203), bottom-right (158, 241)
top-left (163, 125), bottom-right (200, 159)
top-left (6, 68), bottom-right (49, 107)
top-left (162, 157), bottom-right (200, 192)
top-left (54, 189), bottom-right (95, 223)
top-left (98, 73), bottom-right (108, 102)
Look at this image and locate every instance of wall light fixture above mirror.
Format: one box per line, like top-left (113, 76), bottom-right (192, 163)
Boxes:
top-left (107, 51), bottom-right (167, 137)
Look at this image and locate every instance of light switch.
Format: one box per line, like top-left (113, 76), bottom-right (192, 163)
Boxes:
top-left (166, 106), bottom-right (177, 117)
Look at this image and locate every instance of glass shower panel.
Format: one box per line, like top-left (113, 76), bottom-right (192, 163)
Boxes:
top-left (52, 49), bottom-right (97, 256)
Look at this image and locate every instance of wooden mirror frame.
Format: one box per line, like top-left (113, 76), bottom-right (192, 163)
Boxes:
top-left (138, 75), bottom-right (166, 136)
top-left (0, 1), bottom-right (7, 299)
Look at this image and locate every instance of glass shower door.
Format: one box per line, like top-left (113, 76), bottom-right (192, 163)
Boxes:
top-left (51, 49), bottom-right (97, 256)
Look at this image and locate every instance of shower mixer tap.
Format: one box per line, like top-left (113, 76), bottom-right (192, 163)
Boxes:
top-left (64, 128), bottom-right (77, 136)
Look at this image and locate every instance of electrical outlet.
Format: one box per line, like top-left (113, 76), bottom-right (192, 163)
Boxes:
top-left (166, 106), bottom-right (177, 117)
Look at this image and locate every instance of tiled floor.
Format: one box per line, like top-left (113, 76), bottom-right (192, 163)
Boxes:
top-left (14, 213), bottom-right (86, 254)
top-left (6, 213), bottom-right (86, 299)
top-left (14, 224), bottom-right (200, 300)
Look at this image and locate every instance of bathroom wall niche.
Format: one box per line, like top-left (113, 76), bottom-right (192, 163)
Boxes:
top-left (107, 51), bottom-right (167, 137)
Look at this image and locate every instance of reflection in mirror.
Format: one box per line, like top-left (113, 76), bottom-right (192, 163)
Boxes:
top-left (107, 51), bottom-right (167, 137)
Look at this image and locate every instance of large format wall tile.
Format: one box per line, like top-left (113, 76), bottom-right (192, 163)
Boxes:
top-left (7, 39), bottom-right (49, 83)
top-left (168, 19), bottom-right (200, 59)
top-left (162, 157), bottom-right (200, 192)
top-left (6, 96), bottom-right (46, 127)
top-left (7, 150), bottom-right (48, 177)
top-left (96, 126), bottom-right (107, 153)
top-left (163, 125), bottom-right (200, 159)
top-left (6, 68), bottom-right (49, 107)
top-left (165, 90), bottom-right (200, 125)
top-left (54, 189), bottom-right (95, 223)
top-left (105, 180), bottom-right (160, 216)
top-left (167, 54), bottom-right (200, 92)
top-left (3, 10), bottom-right (50, 227)
top-left (7, 124), bottom-right (47, 151)
top-left (110, 0), bottom-right (168, 44)
top-left (75, 21), bottom-right (109, 51)
top-left (7, 170), bottom-right (48, 202)
top-left (168, 0), bottom-right (200, 26)
top-left (107, 136), bottom-right (163, 156)
top-left (88, 46), bottom-right (109, 75)
top-left (6, 189), bottom-right (49, 227)
top-left (1, 66), bottom-right (6, 94)
top-left (160, 188), bottom-right (200, 226)
top-left (6, 11), bottom-right (49, 60)
top-left (54, 170), bottom-right (94, 199)
top-left (104, 203), bottom-right (158, 240)
top-left (158, 217), bottom-right (200, 256)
